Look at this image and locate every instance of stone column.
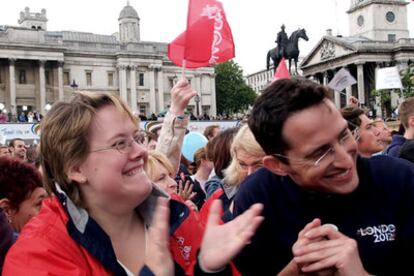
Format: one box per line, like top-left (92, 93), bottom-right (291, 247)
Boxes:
top-left (39, 60), bottom-right (46, 113)
top-left (323, 72), bottom-right (328, 86)
top-left (332, 70), bottom-right (341, 108)
top-left (118, 65), bottom-right (127, 103)
top-left (356, 63), bottom-right (365, 104)
top-left (375, 63), bottom-right (383, 118)
top-left (210, 73), bottom-right (217, 116)
top-left (130, 66), bottom-right (137, 114)
top-left (194, 73), bottom-right (202, 117)
top-left (156, 66), bottom-right (164, 113)
top-left (8, 58), bottom-right (16, 114)
top-left (57, 61), bottom-right (64, 101)
top-left (148, 65), bottom-right (156, 114)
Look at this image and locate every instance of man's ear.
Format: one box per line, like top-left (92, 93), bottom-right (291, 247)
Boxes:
top-left (263, 155), bottom-right (289, 176)
top-left (67, 164), bottom-right (87, 184)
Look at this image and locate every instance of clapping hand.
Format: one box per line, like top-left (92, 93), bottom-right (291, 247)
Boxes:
top-left (199, 200), bottom-right (264, 271)
top-left (144, 197), bottom-right (173, 276)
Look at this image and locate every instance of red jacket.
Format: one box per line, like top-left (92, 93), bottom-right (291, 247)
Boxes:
top-left (3, 193), bottom-right (204, 276)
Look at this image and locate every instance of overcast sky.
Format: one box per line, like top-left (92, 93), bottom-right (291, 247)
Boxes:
top-left (1, 0), bottom-right (413, 75)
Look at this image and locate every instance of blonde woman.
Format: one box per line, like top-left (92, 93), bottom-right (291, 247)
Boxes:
top-left (200, 124), bottom-right (265, 225)
top-left (146, 150), bottom-right (198, 211)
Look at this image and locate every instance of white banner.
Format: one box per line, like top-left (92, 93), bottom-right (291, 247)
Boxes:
top-left (328, 68), bottom-right (356, 92)
top-left (376, 66), bottom-right (403, 90)
top-left (0, 123), bottom-right (40, 144)
top-left (0, 121), bottom-right (241, 145)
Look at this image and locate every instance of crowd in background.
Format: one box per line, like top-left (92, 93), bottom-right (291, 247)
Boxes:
top-left (1, 78), bottom-right (414, 275)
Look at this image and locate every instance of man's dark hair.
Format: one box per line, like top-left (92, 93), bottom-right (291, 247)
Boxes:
top-left (8, 138), bottom-right (24, 148)
top-left (340, 106), bottom-right (365, 131)
top-left (248, 78), bottom-right (331, 156)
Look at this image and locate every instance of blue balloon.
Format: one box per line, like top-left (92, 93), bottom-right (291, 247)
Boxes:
top-left (182, 132), bottom-right (208, 162)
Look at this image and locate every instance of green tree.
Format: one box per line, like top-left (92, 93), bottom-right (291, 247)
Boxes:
top-left (215, 60), bottom-right (256, 116)
top-left (400, 64), bottom-right (414, 98)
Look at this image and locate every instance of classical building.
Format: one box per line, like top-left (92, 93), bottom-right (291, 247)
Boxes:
top-left (245, 68), bottom-right (274, 94)
top-left (301, 0), bottom-right (414, 116)
top-left (0, 4), bottom-right (216, 117)
top-left (245, 57), bottom-right (304, 94)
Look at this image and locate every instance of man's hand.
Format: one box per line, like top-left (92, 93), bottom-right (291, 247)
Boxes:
top-left (348, 96), bottom-right (359, 107)
top-left (292, 219), bottom-right (369, 276)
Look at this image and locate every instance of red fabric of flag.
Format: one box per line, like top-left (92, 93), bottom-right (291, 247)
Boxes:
top-left (273, 57), bottom-right (291, 81)
top-left (168, 0), bottom-right (235, 68)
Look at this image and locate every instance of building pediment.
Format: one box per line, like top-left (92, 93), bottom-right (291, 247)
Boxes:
top-left (301, 36), bottom-right (358, 68)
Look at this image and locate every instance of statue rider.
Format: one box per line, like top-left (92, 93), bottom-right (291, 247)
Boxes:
top-left (276, 24), bottom-right (288, 58)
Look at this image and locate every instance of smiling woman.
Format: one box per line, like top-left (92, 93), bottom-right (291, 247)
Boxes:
top-left (2, 85), bottom-right (264, 276)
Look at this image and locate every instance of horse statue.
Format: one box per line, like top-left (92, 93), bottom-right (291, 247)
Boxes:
top-left (266, 28), bottom-right (309, 75)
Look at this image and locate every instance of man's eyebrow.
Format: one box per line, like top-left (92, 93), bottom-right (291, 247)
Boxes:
top-left (304, 126), bottom-right (348, 158)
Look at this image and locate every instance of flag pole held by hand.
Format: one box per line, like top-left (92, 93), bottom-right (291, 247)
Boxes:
top-left (182, 59), bottom-right (187, 80)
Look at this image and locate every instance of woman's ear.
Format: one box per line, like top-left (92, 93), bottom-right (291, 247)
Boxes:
top-left (0, 198), bottom-right (10, 211)
top-left (67, 164), bottom-right (87, 184)
top-left (263, 155), bottom-right (289, 176)
top-left (0, 198), bottom-right (15, 221)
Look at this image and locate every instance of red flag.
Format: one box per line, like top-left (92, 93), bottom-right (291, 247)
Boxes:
top-left (273, 57), bottom-right (291, 81)
top-left (168, 0), bottom-right (235, 68)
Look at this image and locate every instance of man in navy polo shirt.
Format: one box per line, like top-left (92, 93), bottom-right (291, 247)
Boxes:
top-left (233, 79), bottom-right (414, 276)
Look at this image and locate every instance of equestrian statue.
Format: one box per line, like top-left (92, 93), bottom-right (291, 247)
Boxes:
top-left (266, 25), bottom-right (309, 75)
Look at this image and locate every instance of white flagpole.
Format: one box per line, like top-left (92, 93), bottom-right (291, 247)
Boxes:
top-left (182, 59), bottom-right (187, 79)
top-left (334, 0), bottom-right (339, 35)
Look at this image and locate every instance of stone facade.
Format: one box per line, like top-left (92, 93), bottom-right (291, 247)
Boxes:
top-left (245, 58), bottom-right (304, 94)
top-left (348, 0), bottom-right (409, 41)
top-left (0, 4), bottom-right (216, 117)
top-left (245, 68), bottom-right (273, 94)
top-left (301, 0), bottom-right (414, 117)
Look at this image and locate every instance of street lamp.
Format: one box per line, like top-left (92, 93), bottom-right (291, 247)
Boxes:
top-left (70, 79), bottom-right (78, 90)
top-left (45, 103), bottom-right (52, 112)
top-left (194, 94), bottom-right (200, 117)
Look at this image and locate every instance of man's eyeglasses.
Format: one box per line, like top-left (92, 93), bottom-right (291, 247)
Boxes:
top-left (90, 132), bottom-right (145, 154)
top-left (272, 127), bottom-right (360, 167)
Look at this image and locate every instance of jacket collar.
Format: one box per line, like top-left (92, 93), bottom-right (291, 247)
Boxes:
top-left (55, 182), bottom-right (170, 275)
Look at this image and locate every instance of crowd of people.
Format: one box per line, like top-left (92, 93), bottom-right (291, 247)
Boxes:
top-left (0, 110), bottom-right (43, 123)
top-left (1, 77), bottom-right (414, 275)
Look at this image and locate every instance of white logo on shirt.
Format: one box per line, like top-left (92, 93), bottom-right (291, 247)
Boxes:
top-left (357, 224), bottom-right (396, 243)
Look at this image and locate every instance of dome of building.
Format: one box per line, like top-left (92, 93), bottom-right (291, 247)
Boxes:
top-left (119, 2), bottom-right (139, 20)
